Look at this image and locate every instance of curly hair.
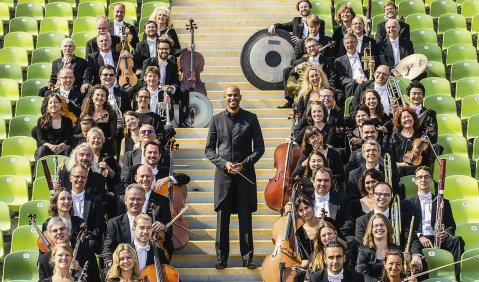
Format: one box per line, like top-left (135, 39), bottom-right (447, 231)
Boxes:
top-left (297, 66), bottom-right (329, 104)
top-left (106, 243), bottom-right (141, 280)
top-left (335, 5), bottom-right (356, 24)
top-left (363, 213), bottom-right (395, 248)
top-left (306, 101), bottom-right (328, 125)
top-left (81, 85), bottom-right (112, 119)
top-left (40, 93), bottom-right (62, 130)
top-left (393, 107), bottom-right (419, 132)
top-left (359, 168), bottom-right (384, 198)
top-left (361, 89), bottom-right (385, 118)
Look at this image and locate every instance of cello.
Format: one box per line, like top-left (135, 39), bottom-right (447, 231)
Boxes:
top-left (178, 18), bottom-right (207, 96)
top-left (264, 108), bottom-right (301, 212)
top-left (156, 138), bottom-right (190, 250)
top-left (116, 26), bottom-right (138, 88)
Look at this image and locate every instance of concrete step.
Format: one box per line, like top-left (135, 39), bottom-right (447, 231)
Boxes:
top-left (205, 81), bottom-right (259, 91)
top-left (186, 192), bottom-right (272, 203)
top-left (200, 57), bottom-right (240, 67)
top-left (172, 253), bottom-right (268, 268)
top-left (172, 6), bottom-right (295, 14)
top-left (178, 33), bottom-right (252, 42)
top-left (184, 42), bottom-right (243, 51)
top-left (177, 169), bottom-right (275, 180)
top-left (207, 90), bottom-right (284, 100)
top-left (175, 267), bottom-right (262, 282)
top-left (203, 73), bottom-right (246, 82)
top-left (175, 19), bottom-right (279, 28)
top-left (210, 98), bottom-right (285, 108)
top-left (173, 0), bottom-right (295, 6)
top-left (175, 127), bottom-right (289, 139)
top-left (185, 202), bottom-right (273, 215)
top-left (183, 214), bottom-right (278, 229)
top-left (204, 66), bottom-right (242, 74)
top-left (187, 228), bottom-right (272, 241)
top-left (176, 147), bottom-right (275, 158)
top-left (200, 50), bottom-right (242, 58)
top-left (176, 157), bottom-right (278, 168)
top-left (173, 12), bottom-right (295, 21)
top-left (187, 180), bottom-right (270, 192)
top-left (176, 240), bottom-right (273, 255)
top-left (175, 26), bottom-right (262, 35)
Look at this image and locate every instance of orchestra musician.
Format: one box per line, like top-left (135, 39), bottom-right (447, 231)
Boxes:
top-left (205, 85), bottom-right (265, 269)
top-left (39, 243), bottom-right (75, 282)
top-left (85, 16), bottom-right (121, 58)
top-left (375, 2), bottom-right (411, 43)
top-left (109, 3), bottom-right (139, 49)
top-left (360, 89), bottom-right (393, 142)
top-left (332, 5), bottom-right (356, 54)
top-left (351, 65), bottom-right (391, 116)
top-left (346, 105), bottom-right (372, 152)
top-left (134, 89), bottom-right (168, 144)
top-left (119, 111), bottom-right (142, 168)
top-left (407, 81), bottom-right (438, 144)
top-left (134, 21), bottom-right (159, 73)
top-left (293, 15), bottom-right (335, 62)
top-left (293, 100), bottom-right (337, 146)
top-left (72, 117), bottom-right (95, 148)
top-left (351, 169), bottom-right (384, 220)
top-left (148, 7), bottom-right (189, 58)
top-left (320, 86), bottom-right (344, 129)
top-left (403, 166), bottom-right (464, 280)
top-left (378, 19), bottom-right (414, 76)
top-left (380, 249), bottom-right (418, 282)
top-left (105, 243), bottom-right (144, 282)
top-left (141, 66), bottom-right (173, 122)
top-left (337, 16), bottom-right (378, 60)
top-left (295, 66), bottom-right (330, 119)
top-left (122, 124), bottom-right (164, 169)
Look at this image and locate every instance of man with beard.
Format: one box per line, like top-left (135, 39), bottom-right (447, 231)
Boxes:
top-left (134, 20), bottom-right (159, 73)
top-left (375, 1), bottom-right (410, 43)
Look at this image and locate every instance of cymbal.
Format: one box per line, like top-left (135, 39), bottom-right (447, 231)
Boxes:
top-left (395, 54), bottom-right (428, 80)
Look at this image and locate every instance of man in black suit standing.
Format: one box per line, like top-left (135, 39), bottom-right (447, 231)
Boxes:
top-left (378, 19), bottom-right (414, 75)
top-left (85, 16), bottom-right (120, 57)
top-left (404, 166), bottom-right (464, 280)
top-left (109, 3), bottom-right (139, 49)
top-left (309, 241), bottom-right (364, 282)
top-left (375, 1), bottom-right (410, 43)
top-left (38, 217), bottom-right (100, 281)
top-left (205, 85), bottom-right (265, 269)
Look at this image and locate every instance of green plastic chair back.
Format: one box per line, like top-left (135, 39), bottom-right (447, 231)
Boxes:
top-left (142, 0), bottom-right (168, 4)
top-left (334, 0), bottom-right (363, 14)
top-left (11, 225), bottom-right (40, 252)
top-left (0, 0), bottom-right (13, 11)
top-left (344, 96), bottom-right (353, 118)
top-left (111, 0), bottom-right (138, 8)
top-left (27, 62), bottom-right (52, 80)
top-left (405, 13), bottom-right (434, 31)
top-left (0, 175), bottom-right (29, 211)
top-left (461, 248), bottom-right (479, 281)
top-left (420, 77), bottom-right (451, 97)
top-left (398, 0), bottom-right (425, 18)
top-left (461, 95), bottom-right (479, 120)
top-left (35, 155), bottom-right (69, 179)
top-left (31, 47), bottom-right (61, 64)
top-left (433, 154), bottom-right (472, 180)
top-left (442, 29), bottom-right (473, 50)
top-left (372, 14), bottom-right (388, 38)
top-left (79, 0), bottom-right (107, 7)
top-left (423, 95), bottom-right (457, 115)
top-left (18, 200), bottom-right (50, 226)
top-left (0, 201), bottom-right (11, 233)
top-left (311, 0), bottom-right (332, 15)
top-left (461, 0), bottom-right (479, 22)
top-left (467, 114), bottom-right (479, 140)
top-left (36, 32), bottom-right (66, 48)
top-left (444, 175), bottom-right (479, 201)
top-left (456, 77), bottom-right (479, 101)
top-left (471, 14), bottom-right (479, 36)
top-left (3, 32), bottom-right (34, 54)
top-left (15, 96), bottom-right (43, 117)
top-left (2, 250), bottom-right (39, 281)
top-left (422, 248), bottom-right (456, 279)
top-left (32, 176), bottom-right (51, 200)
top-left (21, 79), bottom-right (48, 97)
top-left (437, 134), bottom-right (468, 156)
top-left (369, 0), bottom-right (386, 17)
top-left (401, 175), bottom-right (418, 198)
top-left (73, 16), bottom-right (97, 34)
top-left (457, 224), bottom-right (479, 251)
top-left (0, 2), bottom-right (9, 23)
top-left (0, 78), bottom-right (20, 105)
top-left (9, 17), bottom-right (38, 36)
top-left (0, 97), bottom-right (12, 121)
top-left (49, 0), bottom-right (76, 9)
top-left (17, 0), bottom-right (45, 7)
top-left (446, 44), bottom-right (477, 66)
top-left (414, 43), bottom-right (442, 63)
top-left (438, 13), bottom-right (467, 34)
top-left (77, 2), bottom-right (106, 18)
top-left (138, 17), bottom-right (149, 34)
top-left (450, 61), bottom-right (479, 83)
top-left (40, 17), bottom-right (69, 37)
top-left (473, 137), bottom-right (479, 160)
top-left (451, 199), bottom-right (479, 226)
top-left (410, 29), bottom-right (438, 45)
top-left (71, 31), bottom-right (96, 48)
top-left (430, 0), bottom-right (458, 20)
top-left (108, 2), bottom-right (137, 24)
top-left (141, 2), bottom-right (169, 19)
top-left (15, 2), bottom-right (44, 22)
top-left (0, 63), bottom-right (23, 84)
top-left (76, 47), bottom-right (87, 59)
top-left (0, 233), bottom-right (4, 259)
top-left (0, 47), bottom-right (29, 70)
top-left (1, 136), bottom-right (37, 163)
top-left (9, 115), bottom-right (38, 137)
top-left (0, 118), bottom-right (6, 143)
top-left (45, 2), bottom-right (73, 22)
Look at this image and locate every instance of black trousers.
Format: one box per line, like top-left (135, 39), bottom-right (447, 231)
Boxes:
top-left (425, 234), bottom-right (465, 280)
top-left (216, 182), bottom-right (254, 261)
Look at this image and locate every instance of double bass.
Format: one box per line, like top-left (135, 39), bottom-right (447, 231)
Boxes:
top-left (156, 138), bottom-right (189, 250)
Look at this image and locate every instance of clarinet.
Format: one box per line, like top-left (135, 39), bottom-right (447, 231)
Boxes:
top-left (77, 261), bottom-right (89, 282)
top-left (434, 159), bottom-right (446, 248)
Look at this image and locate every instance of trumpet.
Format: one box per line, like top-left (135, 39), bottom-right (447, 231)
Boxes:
top-left (386, 76), bottom-right (406, 116)
top-left (156, 101), bottom-right (171, 126)
top-left (109, 96), bottom-right (123, 120)
top-left (361, 41), bottom-right (374, 80)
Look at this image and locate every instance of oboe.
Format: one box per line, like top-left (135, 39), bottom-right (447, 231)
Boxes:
top-left (77, 261), bottom-right (89, 282)
top-left (434, 159), bottom-right (446, 248)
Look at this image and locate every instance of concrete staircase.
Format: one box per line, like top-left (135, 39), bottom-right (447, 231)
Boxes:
top-left (169, 0), bottom-right (297, 281)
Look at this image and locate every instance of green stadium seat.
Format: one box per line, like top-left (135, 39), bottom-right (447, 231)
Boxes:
top-left (10, 225), bottom-right (39, 252)
top-left (2, 250), bottom-right (39, 281)
top-left (414, 43), bottom-right (443, 63)
top-left (0, 3), bottom-right (10, 23)
top-left (141, 2), bottom-right (169, 19)
top-left (21, 79), bottom-right (48, 97)
top-left (31, 47), bottom-right (61, 64)
top-left (430, 0), bottom-right (457, 20)
top-left (0, 78), bottom-right (19, 105)
top-left (0, 234), bottom-right (4, 259)
top-left (0, 0), bottom-right (13, 10)
top-left (423, 95), bottom-right (457, 115)
top-left (3, 32), bottom-right (34, 54)
top-left (40, 17), bottom-right (69, 37)
top-left (111, 0), bottom-right (138, 8)
top-left (420, 77), bottom-right (451, 97)
top-left (457, 224), bottom-right (479, 251)
top-left (451, 199), bottom-right (479, 226)
top-left (9, 115), bottom-right (37, 138)
top-left (77, 2), bottom-right (106, 18)
top-left (334, 0), bottom-right (363, 14)
top-left (461, 249), bottom-right (479, 281)
top-left (76, 47), bottom-right (87, 59)
top-left (433, 154), bottom-right (472, 180)
top-left (71, 31), bottom-right (96, 48)
top-left (471, 14), bottom-right (479, 36)
top-left (17, 0), bottom-right (45, 7)
top-left (15, 96), bottom-right (43, 117)
top-left (368, 0), bottom-right (386, 17)
top-left (450, 61), bottom-right (479, 83)
top-left (344, 96), bottom-right (353, 118)
top-left (442, 29), bottom-right (473, 51)
top-left (446, 44), bottom-right (477, 66)
top-left (0, 22), bottom-right (4, 39)
top-left (0, 175), bottom-right (29, 211)
top-left (73, 16), bottom-right (97, 34)
top-left (138, 17), bottom-right (149, 34)
top-left (400, 175), bottom-right (432, 198)
top-left (36, 32), bottom-right (66, 48)
top-left (17, 200), bottom-right (50, 227)
top-left (457, 77), bottom-right (479, 103)
top-left (79, 0), bottom-right (107, 7)
top-left (142, 0), bottom-right (169, 4)
top-left (444, 175), bottom-right (479, 201)
top-left (49, 0), bottom-right (76, 9)
top-left (405, 13), bottom-right (434, 31)
top-left (108, 2), bottom-right (137, 24)
top-left (32, 176), bottom-right (51, 200)
top-left (422, 248), bottom-right (456, 279)
top-left (312, 0), bottom-right (332, 15)
top-left (410, 29), bottom-right (438, 45)
top-left (461, 95), bottom-right (479, 121)
top-left (0, 201), bottom-right (10, 233)
top-left (0, 47), bottom-right (29, 70)
top-left (372, 14), bottom-right (387, 37)
top-left (15, 2), bottom-right (43, 22)
top-left (35, 155), bottom-right (69, 179)
top-left (1, 136), bottom-right (37, 163)
top-left (437, 135), bottom-right (469, 156)
top-left (0, 63), bottom-right (22, 84)
top-left (473, 137), bottom-right (479, 160)
top-left (0, 96), bottom-right (13, 121)
top-left (45, 2), bottom-right (73, 22)
top-left (27, 62), bottom-right (52, 80)
top-left (461, 0), bottom-right (479, 22)
top-left (398, 0), bottom-right (425, 18)
top-left (467, 114), bottom-right (479, 140)
top-left (438, 13), bottom-right (467, 35)
top-left (9, 17), bottom-right (38, 36)
top-left (0, 118), bottom-right (6, 143)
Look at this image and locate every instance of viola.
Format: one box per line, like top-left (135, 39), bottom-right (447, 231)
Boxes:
top-left (264, 109), bottom-right (301, 212)
top-left (403, 125), bottom-right (433, 166)
top-left (178, 18), bottom-right (207, 96)
top-left (116, 26), bottom-right (138, 88)
top-left (58, 95), bottom-right (77, 124)
top-left (28, 214), bottom-right (54, 253)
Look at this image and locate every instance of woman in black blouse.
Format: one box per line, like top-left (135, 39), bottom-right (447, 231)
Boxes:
top-left (148, 7), bottom-right (187, 58)
top-left (351, 169), bottom-right (384, 220)
top-left (35, 93), bottom-right (73, 160)
top-left (119, 111), bottom-right (142, 168)
top-left (294, 101), bottom-right (337, 146)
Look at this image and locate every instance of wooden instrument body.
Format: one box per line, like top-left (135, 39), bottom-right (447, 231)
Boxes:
top-left (118, 56), bottom-right (138, 88)
top-left (140, 264), bottom-right (179, 282)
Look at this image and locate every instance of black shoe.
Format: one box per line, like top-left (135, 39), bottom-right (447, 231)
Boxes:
top-left (215, 258), bottom-right (227, 269)
top-left (278, 102), bottom-right (293, 108)
top-left (178, 122), bottom-right (191, 128)
top-left (242, 258), bottom-right (256, 269)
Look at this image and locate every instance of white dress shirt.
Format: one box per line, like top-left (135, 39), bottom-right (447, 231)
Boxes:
top-left (374, 207), bottom-right (390, 218)
top-left (113, 21), bottom-right (124, 37)
top-left (100, 50), bottom-right (114, 66)
top-left (314, 192), bottom-right (330, 217)
top-left (127, 212), bottom-right (136, 242)
top-left (327, 269), bottom-right (344, 282)
top-left (142, 189), bottom-right (152, 214)
top-left (59, 87), bottom-right (71, 102)
top-left (374, 83), bottom-right (391, 115)
top-left (147, 38), bottom-right (157, 58)
top-left (71, 190), bottom-right (85, 219)
top-left (357, 35), bottom-right (364, 52)
top-left (148, 87), bottom-right (160, 113)
top-left (308, 53), bottom-right (320, 66)
top-left (134, 239), bottom-right (150, 271)
top-left (389, 37), bottom-right (400, 66)
top-left (348, 52), bottom-right (367, 81)
top-left (418, 192), bottom-right (434, 236)
top-left (301, 19), bottom-right (308, 38)
top-left (158, 60), bottom-right (168, 87)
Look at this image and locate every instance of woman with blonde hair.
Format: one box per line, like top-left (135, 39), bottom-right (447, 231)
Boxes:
top-left (148, 7), bottom-right (188, 57)
top-left (106, 243), bottom-right (143, 282)
top-left (296, 66), bottom-right (329, 118)
top-left (40, 243), bottom-right (75, 281)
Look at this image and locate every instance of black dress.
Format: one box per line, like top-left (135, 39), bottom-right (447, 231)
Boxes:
top-left (296, 225), bottom-right (315, 261)
top-left (389, 131), bottom-right (423, 177)
top-left (34, 116), bottom-right (73, 159)
top-left (356, 245), bottom-right (400, 282)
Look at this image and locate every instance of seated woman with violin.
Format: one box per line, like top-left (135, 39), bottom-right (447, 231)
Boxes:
top-left (35, 93), bottom-right (73, 160)
top-left (380, 250), bottom-right (418, 282)
top-left (40, 243), bottom-right (76, 282)
top-left (106, 243), bottom-right (146, 282)
top-left (295, 66), bottom-right (329, 119)
top-left (351, 169), bottom-right (384, 220)
top-left (294, 101), bottom-right (337, 146)
top-left (360, 89), bottom-right (392, 142)
top-left (119, 111), bottom-right (142, 168)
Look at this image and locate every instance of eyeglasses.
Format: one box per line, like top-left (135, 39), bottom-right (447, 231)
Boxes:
top-left (374, 192), bottom-right (391, 198)
top-left (140, 129), bottom-right (153, 135)
top-left (101, 73), bottom-right (115, 77)
top-left (71, 175), bottom-right (87, 180)
top-left (415, 175), bottom-right (431, 180)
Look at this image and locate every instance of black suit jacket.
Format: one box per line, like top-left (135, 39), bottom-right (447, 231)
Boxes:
top-left (337, 35), bottom-right (379, 63)
top-left (109, 20), bottom-right (139, 49)
top-left (275, 16), bottom-right (325, 38)
top-left (378, 38), bottom-right (414, 70)
top-left (293, 35), bottom-right (335, 62)
top-left (38, 240), bottom-right (100, 282)
top-left (334, 53), bottom-right (371, 91)
top-left (376, 21), bottom-right (411, 43)
top-left (417, 107), bottom-right (438, 144)
top-left (347, 163), bottom-right (401, 201)
top-left (134, 39), bottom-right (155, 70)
top-left (83, 50), bottom-right (120, 85)
top-left (142, 58), bottom-right (180, 91)
top-left (291, 55), bottom-right (336, 88)
top-left (309, 268), bottom-right (365, 282)
top-left (49, 56), bottom-right (88, 89)
top-left (136, 111), bottom-right (165, 140)
top-left (41, 87), bottom-right (84, 117)
top-left (350, 80), bottom-right (375, 115)
top-left (59, 168), bottom-right (106, 197)
top-left (79, 192), bottom-right (106, 245)
top-left (85, 35), bottom-right (121, 58)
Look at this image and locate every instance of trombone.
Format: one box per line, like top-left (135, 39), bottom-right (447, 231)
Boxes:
top-left (386, 76), bottom-right (407, 116)
top-left (385, 153), bottom-right (402, 245)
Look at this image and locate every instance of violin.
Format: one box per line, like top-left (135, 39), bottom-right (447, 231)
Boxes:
top-left (156, 138), bottom-right (190, 250)
top-left (116, 26), bottom-right (138, 88)
top-left (178, 18), bottom-right (207, 96)
top-left (403, 125), bottom-right (433, 166)
top-left (140, 203), bottom-right (180, 282)
top-left (28, 213), bottom-right (54, 253)
top-left (264, 108), bottom-right (302, 212)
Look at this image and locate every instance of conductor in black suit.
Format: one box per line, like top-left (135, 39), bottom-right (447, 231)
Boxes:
top-left (205, 85), bottom-right (265, 269)
top-left (309, 241), bottom-right (365, 282)
top-left (378, 19), bottom-right (414, 75)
